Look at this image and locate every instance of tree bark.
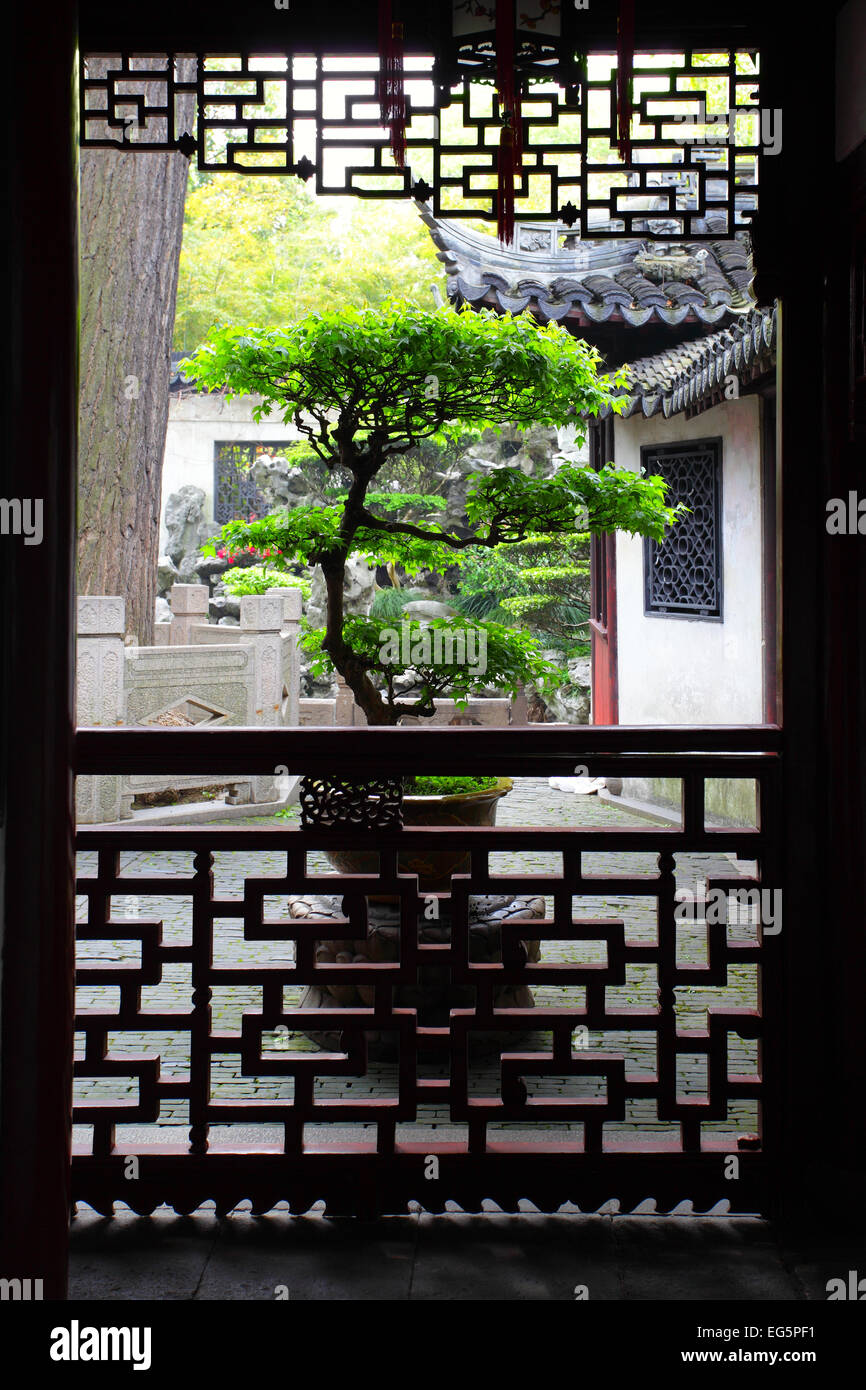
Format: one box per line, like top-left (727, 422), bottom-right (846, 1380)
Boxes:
top-left (321, 553), bottom-right (395, 725)
top-left (77, 58), bottom-right (195, 645)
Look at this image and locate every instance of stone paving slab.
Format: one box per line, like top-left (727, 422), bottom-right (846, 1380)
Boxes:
top-left (68, 1209), bottom-right (858, 1302)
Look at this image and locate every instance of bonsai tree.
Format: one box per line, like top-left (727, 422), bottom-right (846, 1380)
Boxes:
top-left (182, 303), bottom-right (683, 727)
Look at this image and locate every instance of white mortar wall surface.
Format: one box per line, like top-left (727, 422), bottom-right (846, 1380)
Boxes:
top-left (613, 395), bottom-right (764, 725)
top-left (160, 392), bottom-right (302, 551)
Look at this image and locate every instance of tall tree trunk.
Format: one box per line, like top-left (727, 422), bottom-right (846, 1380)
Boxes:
top-left (77, 58), bottom-right (195, 645)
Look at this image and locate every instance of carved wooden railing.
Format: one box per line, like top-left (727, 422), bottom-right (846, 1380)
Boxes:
top-left (71, 726), bottom-right (783, 1217)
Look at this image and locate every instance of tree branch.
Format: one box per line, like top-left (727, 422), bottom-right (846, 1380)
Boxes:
top-left (356, 509), bottom-right (494, 550)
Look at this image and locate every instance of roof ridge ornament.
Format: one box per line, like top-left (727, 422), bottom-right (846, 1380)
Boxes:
top-left (419, 206), bottom-right (757, 328)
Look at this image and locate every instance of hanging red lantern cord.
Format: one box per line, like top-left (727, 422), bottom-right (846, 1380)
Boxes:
top-left (616, 0), bottom-right (635, 166)
top-left (378, 0), bottom-right (406, 169)
top-left (496, 0), bottom-right (522, 245)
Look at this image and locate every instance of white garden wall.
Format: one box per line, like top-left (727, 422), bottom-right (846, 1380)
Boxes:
top-left (160, 392), bottom-right (303, 552)
top-left (613, 394), bottom-right (765, 726)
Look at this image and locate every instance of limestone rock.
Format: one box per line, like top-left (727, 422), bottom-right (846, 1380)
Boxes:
top-left (554, 422), bottom-right (590, 465)
top-left (194, 553), bottom-right (228, 582)
top-left (176, 551), bottom-right (201, 585)
top-left (439, 455), bottom-right (499, 531)
top-left (300, 662), bottom-right (336, 698)
top-left (209, 595), bottom-right (241, 622)
top-left (435, 425), bottom-right (563, 531)
top-left (522, 425), bottom-right (559, 465)
top-left (157, 555), bottom-right (178, 594)
top-left (196, 521), bottom-right (222, 547)
top-left (533, 654), bottom-right (591, 725)
top-left (154, 596), bottom-right (172, 625)
top-left (164, 485), bottom-right (207, 564)
top-left (567, 656), bottom-right (591, 687)
top-left (403, 599), bottom-right (457, 622)
top-left (251, 454), bottom-right (316, 511)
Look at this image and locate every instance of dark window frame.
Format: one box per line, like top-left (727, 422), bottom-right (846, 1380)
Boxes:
top-left (213, 440), bottom-right (288, 524)
top-left (642, 437), bottom-right (724, 622)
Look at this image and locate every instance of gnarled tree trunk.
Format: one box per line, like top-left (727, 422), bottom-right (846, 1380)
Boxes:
top-left (77, 58), bottom-right (195, 645)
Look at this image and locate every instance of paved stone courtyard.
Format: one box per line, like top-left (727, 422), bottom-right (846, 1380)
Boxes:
top-left (69, 1208), bottom-right (861, 1303)
top-left (74, 779), bottom-right (760, 1150)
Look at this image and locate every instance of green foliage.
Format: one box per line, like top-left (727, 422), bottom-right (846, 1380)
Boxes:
top-left (368, 587), bottom-right (428, 620)
top-left (373, 432), bottom-right (481, 495)
top-left (220, 566), bottom-right (311, 599)
top-left (363, 491), bottom-right (447, 515)
top-left (464, 462), bottom-right (682, 543)
top-left (174, 174), bottom-right (445, 351)
top-left (187, 304), bottom-right (685, 722)
top-left (180, 303), bottom-right (629, 457)
top-left (278, 441), bottom-right (325, 471)
top-left (301, 615), bottom-right (561, 715)
top-left (403, 775), bottom-right (499, 796)
top-left (204, 504), bottom-right (460, 573)
top-left (204, 480), bottom-right (678, 585)
top-left (315, 439), bottom-right (471, 503)
top-left (205, 507), bottom-right (345, 567)
top-left (454, 533), bottom-right (591, 652)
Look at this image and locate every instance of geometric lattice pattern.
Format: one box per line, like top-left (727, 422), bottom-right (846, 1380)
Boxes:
top-left (73, 756), bottom-right (779, 1214)
top-left (214, 442), bottom-right (276, 525)
top-left (299, 776), bottom-right (404, 829)
top-left (80, 51), bottom-right (762, 239)
top-left (644, 441), bottom-right (723, 618)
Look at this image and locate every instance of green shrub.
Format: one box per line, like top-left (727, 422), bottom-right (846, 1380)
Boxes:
top-left (221, 566), bottom-right (311, 600)
top-left (403, 775), bottom-right (499, 796)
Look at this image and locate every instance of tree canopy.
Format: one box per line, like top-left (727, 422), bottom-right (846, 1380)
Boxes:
top-left (181, 301), bottom-right (625, 455)
top-left (183, 303), bottom-right (686, 723)
top-left (174, 174), bottom-right (446, 351)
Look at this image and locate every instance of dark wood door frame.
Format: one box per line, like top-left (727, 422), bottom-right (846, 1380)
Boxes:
top-left (589, 418), bottom-right (619, 725)
top-left (817, 138), bottom-right (866, 1193)
top-left (0, 4), bottom-right (79, 1298)
top-left (2, 1), bottom-right (864, 1298)
top-left (760, 388), bottom-right (780, 725)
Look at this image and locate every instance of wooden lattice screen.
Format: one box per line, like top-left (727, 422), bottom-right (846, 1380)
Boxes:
top-left (79, 49), bottom-right (763, 240)
top-left (72, 728), bottom-right (782, 1217)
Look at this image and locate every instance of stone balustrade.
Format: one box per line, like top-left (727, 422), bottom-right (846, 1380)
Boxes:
top-left (76, 585), bottom-right (301, 824)
top-left (299, 677), bottom-right (530, 727)
top-left (76, 583), bottom-right (534, 823)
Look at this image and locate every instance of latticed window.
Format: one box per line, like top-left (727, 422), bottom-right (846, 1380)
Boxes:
top-left (643, 439), bottom-right (723, 619)
top-left (213, 442), bottom-right (284, 523)
top-left (80, 50), bottom-right (763, 241)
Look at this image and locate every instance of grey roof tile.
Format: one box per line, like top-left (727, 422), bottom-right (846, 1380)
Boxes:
top-left (598, 304), bottom-right (777, 422)
top-left (419, 202), bottom-right (755, 327)
top-left (496, 291), bottom-right (532, 312)
top-left (665, 282), bottom-right (707, 306)
top-left (619, 306), bottom-right (657, 327)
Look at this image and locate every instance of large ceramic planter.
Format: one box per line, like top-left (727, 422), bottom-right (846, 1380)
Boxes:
top-left (323, 777), bottom-right (513, 892)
